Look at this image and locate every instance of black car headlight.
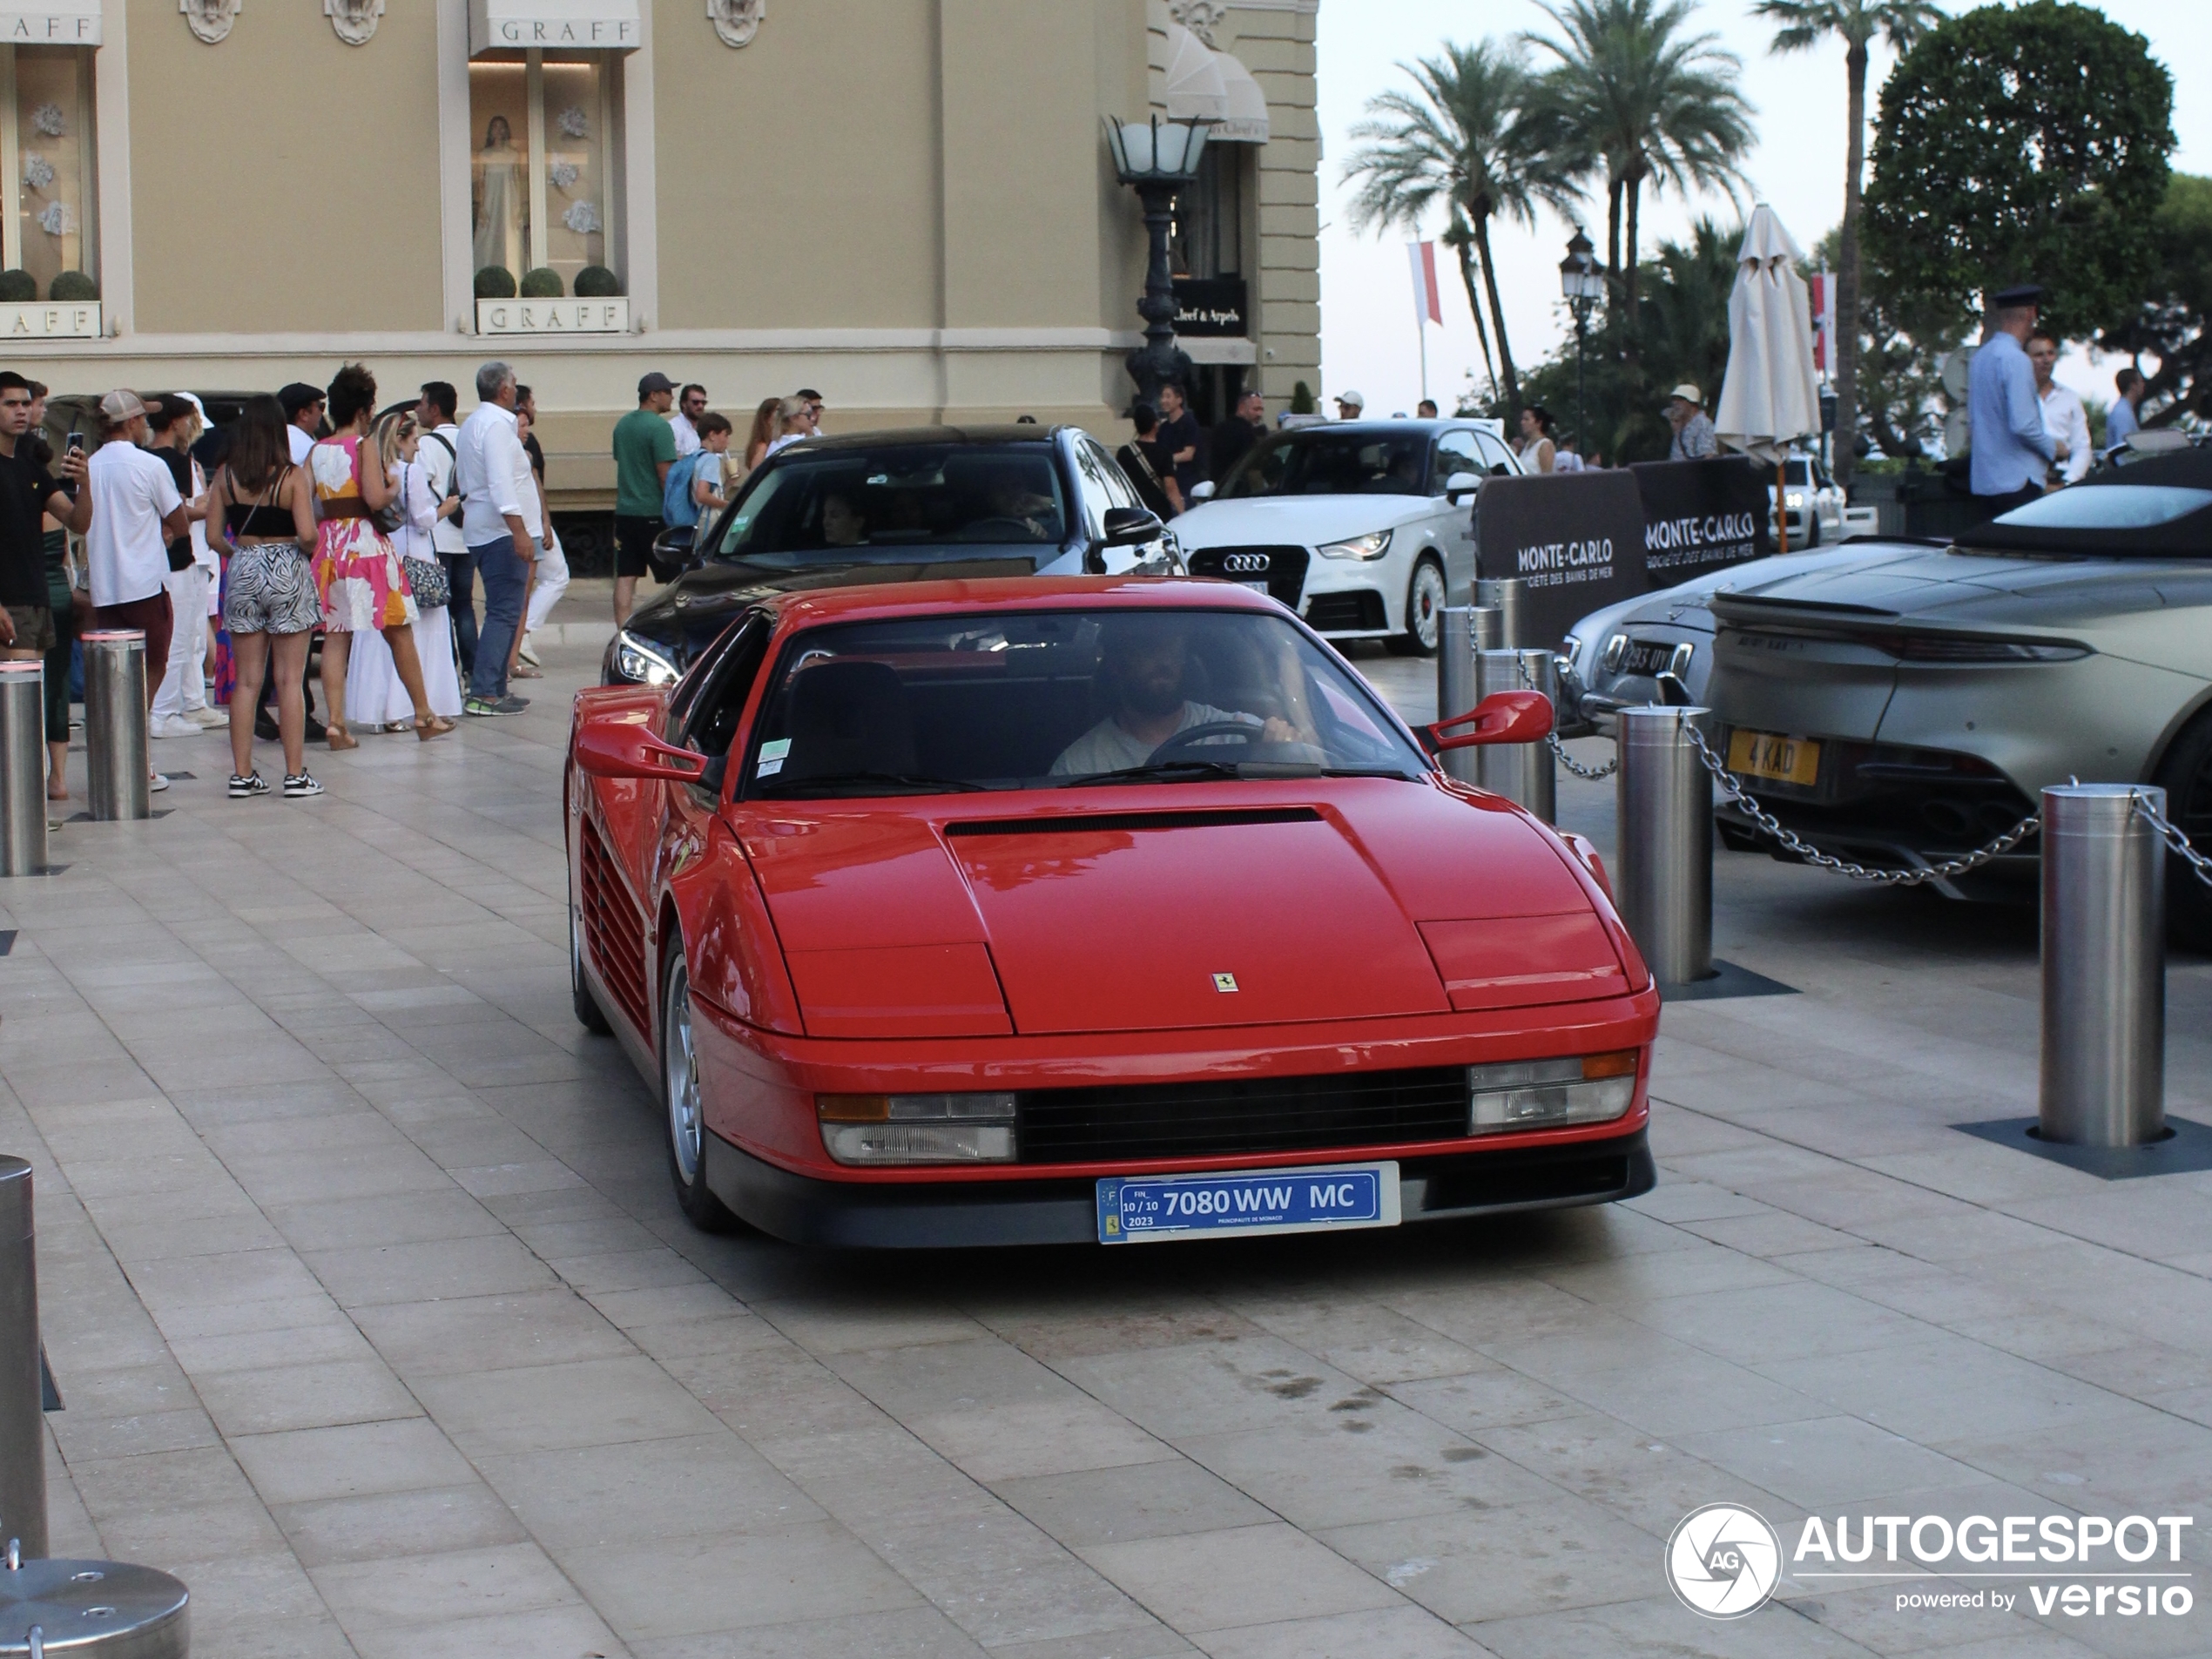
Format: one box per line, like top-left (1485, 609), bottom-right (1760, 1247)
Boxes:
top-left (611, 630), bottom-right (680, 686)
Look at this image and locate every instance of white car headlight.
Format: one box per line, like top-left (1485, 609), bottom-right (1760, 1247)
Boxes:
top-left (1467, 1051), bottom-right (1637, 1135)
top-left (613, 630), bottom-right (679, 686)
top-left (1784, 491), bottom-right (1805, 508)
top-left (818, 1092), bottom-right (1018, 1165)
top-left (1317, 529), bottom-right (1393, 562)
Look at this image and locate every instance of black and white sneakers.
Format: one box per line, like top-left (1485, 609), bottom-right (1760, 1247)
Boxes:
top-left (282, 772), bottom-right (324, 799)
top-left (228, 772), bottom-right (270, 798)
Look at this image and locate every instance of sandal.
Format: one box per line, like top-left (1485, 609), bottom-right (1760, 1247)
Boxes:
top-left (416, 715), bottom-right (455, 741)
top-left (326, 723), bottom-right (359, 752)
top-left (511, 663), bottom-right (543, 679)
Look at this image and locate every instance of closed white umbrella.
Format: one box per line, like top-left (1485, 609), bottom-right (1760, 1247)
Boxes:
top-left (1715, 204), bottom-right (1820, 550)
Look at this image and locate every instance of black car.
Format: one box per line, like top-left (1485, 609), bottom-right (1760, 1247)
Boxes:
top-left (604, 425), bottom-right (1180, 685)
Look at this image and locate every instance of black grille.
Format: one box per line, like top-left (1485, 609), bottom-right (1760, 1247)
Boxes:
top-left (1184, 544), bottom-right (1309, 610)
top-left (1018, 1067), bottom-right (1469, 1163)
top-left (1304, 590), bottom-right (1388, 633)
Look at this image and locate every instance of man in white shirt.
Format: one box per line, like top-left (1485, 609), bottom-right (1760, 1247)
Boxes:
top-left (86, 388), bottom-right (188, 792)
top-left (413, 381), bottom-right (473, 676)
top-left (455, 361), bottom-right (535, 715)
top-left (279, 382), bottom-right (325, 466)
top-left (670, 382), bottom-right (706, 457)
top-left (2027, 332), bottom-right (2091, 487)
top-left (1049, 617), bottom-right (1292, 777)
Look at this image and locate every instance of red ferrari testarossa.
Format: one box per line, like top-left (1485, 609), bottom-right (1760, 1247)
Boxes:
top-left (567, 577), bottom-right (1659, 1247)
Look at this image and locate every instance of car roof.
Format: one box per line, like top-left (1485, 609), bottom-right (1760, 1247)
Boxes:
top-left (762, 576), bottom-right (1280, 630)
top-left (771, 426), bottom-right (1075, 453)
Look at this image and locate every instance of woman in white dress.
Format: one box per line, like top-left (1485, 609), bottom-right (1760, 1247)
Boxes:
top-left (345, 411), bottom-right (464, 729)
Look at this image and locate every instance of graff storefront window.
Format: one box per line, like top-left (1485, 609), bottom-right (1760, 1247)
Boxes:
top-left (469, 53), bottom-right (615, 297)
top-left (1, 47), bottom-right (96, 300)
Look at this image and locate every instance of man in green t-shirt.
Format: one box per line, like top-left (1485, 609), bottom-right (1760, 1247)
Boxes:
top-left (610, 371), bottom-right (678, 625)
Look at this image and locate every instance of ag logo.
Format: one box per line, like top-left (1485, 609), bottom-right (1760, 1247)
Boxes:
top-left (1665, 1504), bottom-right (1781, 1619)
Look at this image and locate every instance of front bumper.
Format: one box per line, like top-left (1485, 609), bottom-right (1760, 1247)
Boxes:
top-left (705, 1123), bottom-right (1656, 1248)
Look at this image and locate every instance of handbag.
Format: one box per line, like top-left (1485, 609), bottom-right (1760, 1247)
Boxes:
top-left (403, 555), bottom-right (449, 609)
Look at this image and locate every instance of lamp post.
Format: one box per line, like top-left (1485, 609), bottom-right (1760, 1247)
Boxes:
top-left (1106, 114), bottom-right (1211, 410)
top-left (1558, 228), bottom-right (1604, 456)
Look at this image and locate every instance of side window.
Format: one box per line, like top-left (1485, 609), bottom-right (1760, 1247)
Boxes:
top-left (677, 612), bottom-right (773, 763)
top-left (1085, 440), bottom-right (1139, 512)
top-left (1433, 432), bottom-right (1481, 489)
top-left (1474, 431), bottom-right (1517, 475)
top-left (1069, 437), bottom-right (1121, 536)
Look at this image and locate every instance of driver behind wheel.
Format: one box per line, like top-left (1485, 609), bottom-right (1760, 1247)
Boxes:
top-left (1050, 616), bottom-right (1298, 776)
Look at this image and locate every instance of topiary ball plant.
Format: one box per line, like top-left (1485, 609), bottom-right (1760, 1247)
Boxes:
top-left (519, 266), bottom-right (563, 299)
top-left (474, 265), bottom-right (516, 300)
top-left (0, 270), bottom-right (35, 303)
top-left (573, 265), bottom-right (623, 298)
top-left (48, 271), bottom-right (97, 302)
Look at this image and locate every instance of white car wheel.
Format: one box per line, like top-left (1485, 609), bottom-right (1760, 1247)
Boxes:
top-left (1392, 557), bottom-right (1447, 656)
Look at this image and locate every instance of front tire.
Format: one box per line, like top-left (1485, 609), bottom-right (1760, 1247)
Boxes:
top-left (2152, 707), bottom-right (2212, 949)
top-left (660, 945), bottom-right (740, 1231)
top-left (1386, 556), bottom-right (1447, 657)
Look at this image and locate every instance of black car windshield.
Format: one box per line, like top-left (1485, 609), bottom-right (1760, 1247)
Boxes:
top-left (1219, 431), bottom-right (1431, 500)
top-left (741, 608), bottom-right (1429, 798)
top-left (708, 443), bottom-right (1069, 564)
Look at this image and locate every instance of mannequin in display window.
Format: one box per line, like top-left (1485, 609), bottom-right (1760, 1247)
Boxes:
top-left (472, 115), bottom-right (527, 279)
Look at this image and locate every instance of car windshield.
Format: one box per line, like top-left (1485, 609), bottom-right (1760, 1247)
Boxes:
top-left (708, 443), bottom-right (1069, 564)
top-left (1220, 431), bottom-right (1430, 500)
top-left (740, 607), bottom-right (1429, 798)
top-left (1997, 484), bottom-right (2212, 529)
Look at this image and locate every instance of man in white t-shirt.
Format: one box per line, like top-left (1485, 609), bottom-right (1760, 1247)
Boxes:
top-left (413, 381), bottom-right (473, 674)
top-left (280, 381), bottom-right (325, 466)
top-left (2028, 331), bottom-right (2091, 487)
top-left (1050, 617), bottom-right (1293, 777)
top-left (86, 388), bottom-right (188, 791)
top-left (670, 382), bottom-right (706, 457)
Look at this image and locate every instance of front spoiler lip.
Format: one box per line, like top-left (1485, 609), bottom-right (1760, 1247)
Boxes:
top-left (705, 1124), bottom-right (1656, 1249)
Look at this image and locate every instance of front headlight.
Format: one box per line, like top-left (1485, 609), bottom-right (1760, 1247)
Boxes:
top-left (612, 630), bottom-right (679, 686)
top-left (818, 1092), bottom-right (1017, 1165)
top-left (1467, 1050), bottom-right (1636, 1134)
top-left (1317, 529), bottom-right (1393, 562)
top-left (1784, 491), bottom-right (1805, 508)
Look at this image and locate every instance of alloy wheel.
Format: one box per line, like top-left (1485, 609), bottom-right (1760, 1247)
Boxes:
top-left (1409, 561), bottom-right (1446, 652)
top-left (664, 964), bottom-right (703, 1184)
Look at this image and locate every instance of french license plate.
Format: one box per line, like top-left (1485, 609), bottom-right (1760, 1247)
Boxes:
top-left (1238, 579), bottom-right (1272, 595)
top-left (1728, 727), bottom-right (1821, 787)
top-left (1097, 1161), bottom-right (1400, 1244)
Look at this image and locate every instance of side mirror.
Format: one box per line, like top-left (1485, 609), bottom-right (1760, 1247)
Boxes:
top-left (575, 716), bottom-right (710, 783)
top-left (1427, 690), bottom-right (1553, 752)
top-left (1442, 469), bottom-right (1481, 503)
top-left (1101, 505), bottom-right (1165, 546)
top-left (1187, 480), bottom-right (1217, 503)
top-left (653, 523), bottom-right (698, 570)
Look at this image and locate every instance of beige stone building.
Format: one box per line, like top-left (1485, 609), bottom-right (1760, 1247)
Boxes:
top-left (0, 0), bottom-right (1318, 529)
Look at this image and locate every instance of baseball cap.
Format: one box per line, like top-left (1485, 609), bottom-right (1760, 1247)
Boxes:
top-left (637, 371), bottom-right (676, 397)
top-left (1335, 389), bottom-right (1365, 410)
top-left (1666, 383), bottom-right (1703, 407)
top-left (277, 381), bottom-right (324, 418)
top-left (98, 388), bottom-right (162, 422)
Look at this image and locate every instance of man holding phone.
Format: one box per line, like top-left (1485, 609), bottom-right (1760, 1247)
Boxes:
top-left (0, 371), bottom-right (91, 666)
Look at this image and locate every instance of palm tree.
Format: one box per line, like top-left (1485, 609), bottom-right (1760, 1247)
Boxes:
top-left (1343, 40), bottom-right (1588, 414)
top-left (1527, 0), bottom-right (1754, 320)
top-left (1754, 0), bottom-right (1943, 488)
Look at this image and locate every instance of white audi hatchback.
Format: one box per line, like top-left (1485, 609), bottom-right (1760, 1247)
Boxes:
top-left (1172, 420), bottom-right (1521, 654)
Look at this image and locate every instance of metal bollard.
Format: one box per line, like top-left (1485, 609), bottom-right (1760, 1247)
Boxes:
top-left (1473, 650), bottom-right (1556, 821)
top-left (81, 631), bottom-right (148, 823)
top-left (1437, 609), bottom-right (1479, 786)
top-left (0, 1556), bottom-right (189, 1655)
top-left (0, 1160), bottom-right (43, 1561)
top-left (2039, 784), bottom-right (2164, 1147)
top-left (0, 664), bottom-right (44, 876)
top-left (1615, 705), bottom-right (1714, 984)
top-left (1475, 577), bottom-right (1525, 648)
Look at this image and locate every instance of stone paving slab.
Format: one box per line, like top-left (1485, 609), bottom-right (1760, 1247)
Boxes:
top-left (1, 617), bottom-right (2207, 1656)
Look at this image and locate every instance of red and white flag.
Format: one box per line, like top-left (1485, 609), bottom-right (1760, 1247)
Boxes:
top-left (1810, 268), bottom-right (1838, 375)
top-left (1407, 241), bottom-right (1442, 328)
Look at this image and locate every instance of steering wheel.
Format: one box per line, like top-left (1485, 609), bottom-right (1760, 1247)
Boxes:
top-left (1148, 720), bottom-right (1264, 764)
top-left (962, 516), bottom-right (1035, 540)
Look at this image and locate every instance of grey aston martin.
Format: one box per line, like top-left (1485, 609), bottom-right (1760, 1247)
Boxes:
top-left (1701, 450), bottom-right (2212, 942)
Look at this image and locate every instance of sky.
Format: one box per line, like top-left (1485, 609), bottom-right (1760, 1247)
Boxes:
top-left (1313, 1), bottom-right (2212, 416)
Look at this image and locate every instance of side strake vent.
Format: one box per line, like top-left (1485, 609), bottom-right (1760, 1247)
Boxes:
top-left (946, 807), bottom-right (1324, 837)
top-left (580, 823), bottom-right (650, 1035)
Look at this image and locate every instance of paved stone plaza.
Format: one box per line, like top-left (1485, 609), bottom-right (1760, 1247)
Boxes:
top-left (6, 591), bottom-right (2209, 1657)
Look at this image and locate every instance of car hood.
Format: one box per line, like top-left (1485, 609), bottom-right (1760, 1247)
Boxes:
top-left (1614, 548), bottom-right (1873, 637)
top-left (1174, 494), bottom-right (1441, 550)
top-left (732, 780), bottom-right (1640, 1038)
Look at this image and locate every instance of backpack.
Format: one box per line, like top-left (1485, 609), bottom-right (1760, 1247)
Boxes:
top-left (662, 451), bottom-right (707, 528)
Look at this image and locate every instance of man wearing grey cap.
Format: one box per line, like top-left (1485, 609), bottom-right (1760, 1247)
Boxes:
top-left (1966, 282), bottom-right (2055, 518)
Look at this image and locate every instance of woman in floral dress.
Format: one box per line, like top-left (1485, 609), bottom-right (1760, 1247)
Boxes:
top-left (309, 364), bottom-right (451, 748)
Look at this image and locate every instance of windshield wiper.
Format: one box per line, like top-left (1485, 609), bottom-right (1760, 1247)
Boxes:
top-left (758, 771), bottom-right (988, 797)
top-left (1058, 759), bottom-right (1242, 787)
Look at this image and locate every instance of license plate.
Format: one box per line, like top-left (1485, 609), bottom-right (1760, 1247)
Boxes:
top-left (1619, 640), bottom-right (1684, 678)
top-left (1097, 1161), bottom-right (1400, 1244)
top-left (1728, 727), bottom-right (1821, 786)
top-left (1238, 579), bottom-right (1272, 595)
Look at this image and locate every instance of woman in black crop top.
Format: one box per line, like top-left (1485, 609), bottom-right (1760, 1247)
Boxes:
top-left (203, 395), bottom-right (324, 799)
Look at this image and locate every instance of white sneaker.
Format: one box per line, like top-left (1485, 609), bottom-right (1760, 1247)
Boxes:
top-left (187, 706), bottom-right (227, 728)
top-left (148, 715), bottom-right (199, 739)
top-left (517, 634), bottom-right (542, 667)
top-left (149, 773), bottom-right (170, 793)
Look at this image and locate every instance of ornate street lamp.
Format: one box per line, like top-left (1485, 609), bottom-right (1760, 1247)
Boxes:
top-left (1558, 228), bottom-right (1604, 454)
top-left (1106, 114), bottom-right (1211, 409)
